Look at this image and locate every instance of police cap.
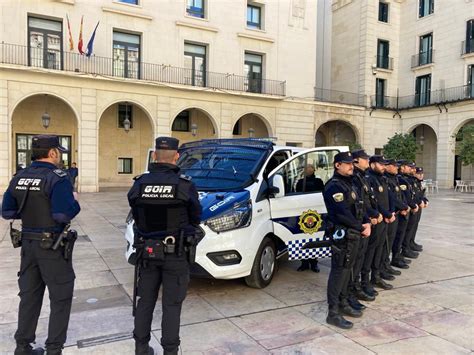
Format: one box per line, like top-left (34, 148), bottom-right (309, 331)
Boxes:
top-left (334, 151), bottom-right (354, 164)
top-left (416, 167), bottom-right (424, 173)
top-left (397, 159), bottom-right (415, 167)
top-left (369, 155), bottom-right (388, 165)
top-left (351, 149), bottom-right (370, 160)
top-left (155, 136), bottom-right (179, 150)
top-left (32, 135), bottom-right (68, 152)
top-left (385, 158), bottom-right (397, 165)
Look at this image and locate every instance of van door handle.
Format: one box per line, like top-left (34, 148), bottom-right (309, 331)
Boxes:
top-left (257, 209), bottom-right (263, 213)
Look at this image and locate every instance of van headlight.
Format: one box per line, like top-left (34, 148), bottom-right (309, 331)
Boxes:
top-left (205, 200), bottom-right (252, 233)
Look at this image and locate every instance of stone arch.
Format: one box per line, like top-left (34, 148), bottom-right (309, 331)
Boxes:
top-left (232, 112), bottom-right (273, 138)
top-left (315, 119), bottom-right (360, 147)
top-left (406, 122), bottom-right (438, 141)
top-left (452, 118), bottom-right (474, 183)
top-left (97, 98), bottom-right (155, 133)
top-left (451, 117), bottom-right (474, 138)
top-left (170, 106), bottom-right (219, 143)
top-left (408, 123), bottom-right (438, 180)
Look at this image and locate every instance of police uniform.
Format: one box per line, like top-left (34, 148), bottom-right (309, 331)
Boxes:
top-left (405, 167), bottom-right (426, 252)
top-left (362, 155), bottom-right (393, 291)
top-left (1, 135), bottom-right (80, 355)
top-left (128, 137), bottom-right (201, 355)
top-left (350, 150), bottom-right (380, 304)
top-left (323, 152), bottom-right (367, 329)
top-left (400, 163), bottom-right (421, 259)
top-left (383, 159), bottom-right (408, 277)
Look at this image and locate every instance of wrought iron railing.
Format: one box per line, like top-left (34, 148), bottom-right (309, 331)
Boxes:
top-left (314, 87), bottom-right (366, 106)
top-left (375, 55), bottom-right (393, 70)
top-left (411, 49), bottom-right (435, 68)
top-left (0, 42), bottom-right (286, 96)
top-left (461, 39), bottom-right (474, 55)
top-left (371, 84), bottom-right (474, 110)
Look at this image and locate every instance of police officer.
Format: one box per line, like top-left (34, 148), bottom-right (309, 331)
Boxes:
top-left (404, 166), bottom-right (427, 252)
top-left (383, 159), bottom-right (408, 278)
top-left (323, 152), bottom-right (371, 329)
top-left (350, 149), bottom-right (381, 304)
top-left (363, 156), bottom-right (395, 291)
top-left (400, 162), bottom-right (421, 260)
top-left (1, 135), bottom-right (80, 355)
top-left (128, 137), bottom-right (202, 355)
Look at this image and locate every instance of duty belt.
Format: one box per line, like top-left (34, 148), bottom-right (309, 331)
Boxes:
top-left (21, 232), bottom-right (59, 241)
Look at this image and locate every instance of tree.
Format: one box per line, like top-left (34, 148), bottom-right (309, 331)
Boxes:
top-left (348, 141), bottom-right (362, 151)
top-left (456, 124), bottom-right (474, 166)
top-left (382, 133), bottom-right (418, 161)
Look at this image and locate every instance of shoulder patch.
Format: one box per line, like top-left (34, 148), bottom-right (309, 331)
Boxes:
top-left (53, 169), bottom-right (67, 178)
top-left (180, 174), bottom-right (192, 181)
top-left (333, 193), bottom-right (344, 202)
top-left (400, 184), bottom-right (407, 191)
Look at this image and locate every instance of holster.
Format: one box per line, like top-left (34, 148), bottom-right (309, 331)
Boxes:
top-left (63, 230), bottom-right (77, 260)
top-left (10, 222), bottom-right (22, 248)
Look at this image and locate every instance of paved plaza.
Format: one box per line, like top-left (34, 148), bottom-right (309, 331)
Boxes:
top-left (0, 190), bottom-right (473, 354)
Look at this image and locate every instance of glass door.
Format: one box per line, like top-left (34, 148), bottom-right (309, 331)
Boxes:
top-left (16, 134), bottom-right (71, 169)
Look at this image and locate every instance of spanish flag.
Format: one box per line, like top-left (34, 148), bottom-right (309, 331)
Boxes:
top-left (78, 16), bottom-right (84, 55)
top-left (66, 14), bottom-right (74, 51)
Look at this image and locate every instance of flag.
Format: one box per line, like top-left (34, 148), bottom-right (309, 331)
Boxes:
top-left (86, 21), bottom-right (100, 57)
top-left (78, 16), bottom-right (84, 55)
top-left (66, 14), bottom-right (74, 51)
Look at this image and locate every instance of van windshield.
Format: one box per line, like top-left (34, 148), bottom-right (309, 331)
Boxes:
top-left (177, 145), bottom-right (269, 191)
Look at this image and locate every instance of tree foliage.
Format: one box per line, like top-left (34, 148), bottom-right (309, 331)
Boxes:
top-left (348, 141), bottom-right (363, 151)
top-left (382, 133), bottom-right (418, 161)
top-left (456, 124), bottom-right (474, 166)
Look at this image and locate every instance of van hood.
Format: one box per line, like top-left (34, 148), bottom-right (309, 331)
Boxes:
top-left (198, 190), bottom-right (250, 221)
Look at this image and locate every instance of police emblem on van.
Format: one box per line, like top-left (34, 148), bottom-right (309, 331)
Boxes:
top-left (298, 210), bottom-right (323, 234)
top-left (140, 184), bottom-right (176, 199)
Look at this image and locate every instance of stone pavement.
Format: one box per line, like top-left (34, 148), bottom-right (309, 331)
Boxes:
top-left (0, 190), bottom-right (473, 354)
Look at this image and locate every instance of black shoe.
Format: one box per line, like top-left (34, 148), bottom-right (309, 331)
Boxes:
top-left (355, 289), bottom-right (375, 302)
top-left (380, 272), bottom-right (395, 281)
top-left (362, 286), bottom-right (378, 298)
top-left (297, 260), bottom-right (310, 271)
top-left (33, 349), bottom-right (45, 355)
top-left (136, 343), bottom-right (155, 355)
top-left (372, 278), bottom-right (393, 290)
top-left (391, 259), bottom-right (409, 269)
top-left (339, 303), bottom-right (363, 318)
top-left (402, 249), bottom-right (419, 259)
top-left (163, 349), bottom-right (177, 355)
top-left (15, 345), bottom-right (45, 355)
top-left (385, 265), bottom-right (402, 275)
top-left (348, 296), bottom-right (367, 311)
top-left (412, 241), bottom-right (423, 250)
top-left (327, 310), bottom-right (353, 329)
top-left (310, 262), bottom-right (320, 273)
top-left (401, 257), bottom-right (412, 264)
top-left (410, 243), bottom-right (423, 252)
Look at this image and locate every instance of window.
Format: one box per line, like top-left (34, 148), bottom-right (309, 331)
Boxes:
top-left (28, 16), bottom-right (63, 70)
top-left (378, 2), bottom-right (389, 22)
top-left (376, 78), bottom-right (386, 108)
top-left (184, 42), bottom-right (206, 87)
top-left (375, 148), bottom-right (383, 155)
top-left (172, 110), bottom-right (190, 132)
top-left (419, 33), bottom-right (433, 65)
top-left (377, 39), bottom-right (390, 69)
top-left (118, 158), bottom-right (133, 174)
top-left (274, 150), bottom-right (338, 196)
top-left (468, 65), bottom-right (474, 98)
top-left (17, 134), bottom-right (71, 169)
top-left (233, 119), bottom-right (242, 135)
top-left (113, 31), bottom-right (140, 79)
top-left (117, 0), bottom-right (138, 4)
top-left (244, 52), bottom-right (263, 93)
top-left (415, 74), bottom-right (431, 106)
top-left (286, 142), bottom-right (302, 147)
top-left (187, 0), bottom-right (205, 18)
top-left (247, 4), bottom-right (262, 29)
top-left (118, 104), bottom-right (133, 129)
top-left (419, 0), bottom-right (434, 18)
top-left (466, 20), bottom-right (474, 54)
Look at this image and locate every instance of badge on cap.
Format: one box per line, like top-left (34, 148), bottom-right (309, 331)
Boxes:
top-left (378, 186), bottom-right (383, 192)
top-left (333, 193), bottom-right (344, 202)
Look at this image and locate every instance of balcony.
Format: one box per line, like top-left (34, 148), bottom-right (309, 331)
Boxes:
top-left (461, 39), bottom-right (474, 56)
top-left (0, 42), bottom-right (286, 96)
top-left (411, 49), bottom-right (435, 68)
top-left (375, 55), bottom-right (393, 70)
top-left (371, 84), bottom-right (474, 110)
top-left (314, 88), bottom-right (366, 106)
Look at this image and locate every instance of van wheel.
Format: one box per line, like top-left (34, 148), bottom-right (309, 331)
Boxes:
top-left (245, 237), bottom-right (276, 288)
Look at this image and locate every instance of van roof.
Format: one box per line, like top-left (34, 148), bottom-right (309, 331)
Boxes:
top-left (179, 138), bottom-right (275, 151)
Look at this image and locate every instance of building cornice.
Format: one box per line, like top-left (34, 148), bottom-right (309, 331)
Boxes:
top-left (236, 32), bottom-right (274, 43)
top-left (102, 7), bottom-right (153, 20)
top-left (175, 21), bottom-right (219, 33)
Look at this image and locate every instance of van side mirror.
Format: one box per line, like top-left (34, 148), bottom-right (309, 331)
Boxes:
top-left (269, 174), bottom-right (285, 198)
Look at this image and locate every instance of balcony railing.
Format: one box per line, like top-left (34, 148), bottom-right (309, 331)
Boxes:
top-left (411, 49), bottom-right (435, 68)
top-left (0, 42), bottom-right (286, 96)
top-left (461, 39), bottom-right (474, 55)
top-left (371, 84), bottom-right (474, 110)
top-left (314, 87), bottom-right (366, 106)
top-left (375, 55), bottom-right (394, 70)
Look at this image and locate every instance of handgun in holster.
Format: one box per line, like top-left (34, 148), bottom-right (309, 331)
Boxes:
top-left (10, 222), bottom-right (22, 248)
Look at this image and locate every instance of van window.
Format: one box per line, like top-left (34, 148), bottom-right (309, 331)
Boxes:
top-left (274, 150), bottom-right (339, 196)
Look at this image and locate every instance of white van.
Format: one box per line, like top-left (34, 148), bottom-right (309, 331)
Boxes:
top-left (125, 139), bottom-right (348, 288)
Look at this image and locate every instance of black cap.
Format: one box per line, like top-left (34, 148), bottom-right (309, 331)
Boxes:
top-left (351, 149), bottom-right (370, 160)
top-left (385, 158), bottom-right (397, 166)
top-left (369, 155), bottom-right (388, 165)
top-left (397, 159), bottom-right (415, 167)
top-left (334, 151), bottom-right (354, 164)
top-left (31, 135), bottom-right (68, 152)
top-left (416, 167), bottom-right (424, 173)
top-left (155, 137), bottom-right (179, 150)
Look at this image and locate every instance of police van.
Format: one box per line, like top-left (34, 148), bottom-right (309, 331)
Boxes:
top-left (125, 139), bottom-right (348, 288)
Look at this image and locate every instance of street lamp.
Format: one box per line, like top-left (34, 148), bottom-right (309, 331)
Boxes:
top-left (191, 123), bottom-right (198, 137)
top-left (248, 127), bottom-right (255, 138)
top-left (123, 103), bottom-right (131, 133)
top-left (42, 94), bottom-right (50, 129)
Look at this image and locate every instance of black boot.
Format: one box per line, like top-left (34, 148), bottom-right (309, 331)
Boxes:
top-left (355, 288), bottom-right (375, 301)
top-left (402, 249), bottom-right (419, 259)
top-left (385, 265), bottom-right (402, 275)
top-left (410, 242), bottom-right (423, 252)
top-left (309, 259), bottom-right (320, 273)
top-left (380, 271), bottom-right (395, 281)
top-left (339, 301), bottom-right (363, 318)
top-left (135, 342), bottom-right (154, 355)
top-left (297, 259), bottom-right (310, 271)
top-left (391, 258), bottom-right (409, 269)
top-left (163, 349), bottom-right (177, 355)
top-left (362, 284), bottom-right (379, 297)
top-left (372, 277), bottom-right (393, 290)
top-left (326, 307), bottom-right (353, 329)
top-left (348, 295), bottom-right (366, 311)
top-left (15, 345), bottom-right (45, 355)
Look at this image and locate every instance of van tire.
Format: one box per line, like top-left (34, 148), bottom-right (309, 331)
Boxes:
top-left (245, 237), bottom-right (276, 288)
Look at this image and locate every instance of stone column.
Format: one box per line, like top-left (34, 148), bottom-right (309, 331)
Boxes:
top-left (156, 95), bottom-right (171, 136)
top-left (0, 79), bottom-right (9, 192)
top-left (436, 115), bottom-right (454, 188)
top-left (220, 103), bottom-right (233, 139)
top-left (79, 89), bottom-right (99, 192)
